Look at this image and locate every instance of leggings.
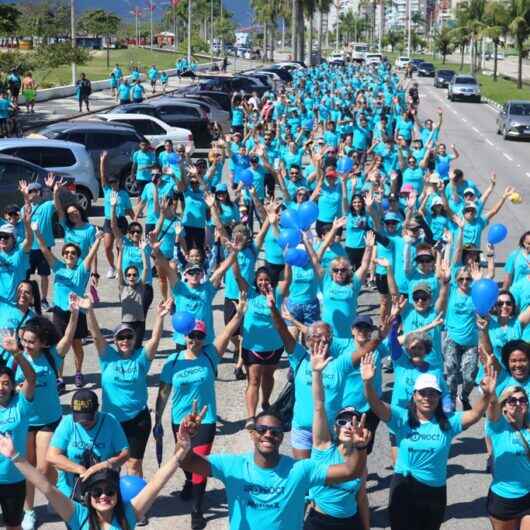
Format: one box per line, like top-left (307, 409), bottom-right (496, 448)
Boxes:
top-left (389, 473), bottom-right (446, 530)
top-left (172, 422), bottom-right (215, 485)
top-left (304, 508), bottom-right (364, 530)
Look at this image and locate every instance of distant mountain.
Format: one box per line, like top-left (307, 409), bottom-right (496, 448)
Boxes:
top-left (1, 0), bottom-right (252, 27)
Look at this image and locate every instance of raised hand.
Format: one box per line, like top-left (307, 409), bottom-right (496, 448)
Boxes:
top-left (69, 293), bottom-right (80, 312)
top-left (265, 285), bottom-right (276, 309)
top-left (480, 363), bottom-right (497, 397)
top-left (310, 340), bottom-right (331, 372)
top-left (204, 191), bottom-right (215, 208)
top-left (18, 180), bottom-right (29, 196)
top-left (351, 414), bottom-right (371, 449)
top-left (157, 298), bottom-right (172, 318)
top-left (360, 352), bottom-right (376, 382)
top-left (1, 330), bottom-right (19, 353)
top-left (236, 290), bottom-right (248, 315)
top-left (76, 297), bottom-right (93, 311)
top-left (476, 315), bottom-right (489, 331)
top-left (0, 433), bottom-right (16, 459)
top-left (469, 261), bottom-right (482, 282)
top-left (182, 400), bottom-right (207, 438)
top-left (110, 190), bottom-right (118, 207)
top-left (332, 216), bottom-right (347, 230)
top-left (364, 230), bottom-right (376, 247)
top-left (45, 172), bottom-right (55, 189)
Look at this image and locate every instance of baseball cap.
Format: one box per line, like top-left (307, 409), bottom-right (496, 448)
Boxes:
top-left (352, 315), bottom-right (375, 329)
top-left (82, 467), bottom-right (120, 494)
top-left (335, 406), bottom-right (361, 421)
top-left (4, 205), bottom-right (19, 215)
top-left (189, 319), bottom-right (207, 337)
top-left (412, 282), bottom-right (432, 296)
top-left (215, 183), bottom-right (228, 193)
top-left (183, 262), bottom-right (203, 275)
top-left (415, 249), bottom-right (433, 260)
top-left (463, 187), bottom-right (475, 196)
top-left (463, 201), bottom-right (477, 211)
top-left (0, 224), bottom-right (16, 236)
top-left (400, 183), bottom-right (414, 194)
top-left (383, 212), bottom-right (401, 223)
top-left (72, 389), bottom-right (99, 422)
top-left (414, 373), bottom-right (441, 393)
top-left (113, 323), bottom-right (135, 337)
top-left (431, 197), bottom-right (443, 207)
top-left (27, 182), bottom-right (42, 192)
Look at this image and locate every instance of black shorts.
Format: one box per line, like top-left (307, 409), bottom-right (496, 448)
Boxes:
top-left (487, 489), bottom-right (530, 521)
top-left (28, 418), bottom-right (61, 433)
top-left (183, 226), bottom-right (206, 251)
top-left (136, 180), bottom-right (149, 195)
top-left (375, 273), bottom-right (389, 295)
top-left (231, 125), bottom-right (244, 134)
top-left (265, 262), bottom-right (284, 287)
top-left (345, 247), bottom-right (365, 272)
top-left (0, 480), bottom-right (26, 526)
top-left (223, 298), bottom-right (241, 336)
top-left (52, 307), bottom-right (89, 340)
top-left (28, 249), bottom-right (51, 276)
top-left (120, 407), bottom-right (152, 460)
top-left (171, 422), bottom-right (216, 447)
top-left (304, 508), bottom-right (363, 530)
top-left (362, 409), bottom-right (380, 455)
top-left (103, 217), bottom-right (128, 235)
top-left (242, 347), bottom-right (283, 366)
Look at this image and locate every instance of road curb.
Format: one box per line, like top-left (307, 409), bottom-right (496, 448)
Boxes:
top-left (484, 96), bottom-right (502, 111)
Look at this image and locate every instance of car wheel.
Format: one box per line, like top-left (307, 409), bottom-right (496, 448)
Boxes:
top-left (125, 173), bottom-right (139, 196)
top-left (502, 126), bottom-right (510, 140)
top-left (75, 186), bottom-right (92, 213)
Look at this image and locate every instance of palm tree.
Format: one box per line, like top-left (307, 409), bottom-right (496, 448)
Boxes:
top-left (449, 26), bottom-right (471, 71)
top-left (433, 25), bottom-right (453, 63)
top-left (509, 0), bottom-right (530, 89)
top-left (483, 1), bottom-right (510, 81)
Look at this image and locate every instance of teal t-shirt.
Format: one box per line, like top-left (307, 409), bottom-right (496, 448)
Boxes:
top-left (121, 238), bottom-right (152, 285)
top-left (0, 247), bottom-right (29, 304)
top-left (132, 150), bottom-right (156, 182)
top-left (103, 186), bottom-right (132, 220)
top-left (345, 213), bottom-right (372, 249)
top-left (446, 285), bottom-right (477, 346)
top-left (182, 189), bottom-right (206, 228)
top-left (0, 392), bottom-right (32, 484)
top-left (321, 274), bottom-right (362, 339)
top-left (308, 444), bottom-right (361, 518)
top-left (208, 452), bottom-right (328, 530)
top-left (317, 182), bottom-right (342, 223)
top-left (160, 346), bottom-right (219, 425)
top-left (100, 346), bottom-right (152, 422)
top-left (51, 413), bottom-right (128, 496)
top-left (461, 216), bottom-right (488, 247)
top-left (264, 228), bottom-right (284, 265)
top-left (504, 249), bottom-right (530, 285)
top-left (511, 277), bottom-right (530, 341)
top-left (29, 201), bottom-right (56, 249)
top-left (68, 500), bottom-right (136, 530)
top-left (388, 405), bottom-right (463, 487)
top-left (117, 83), bottom-right (131, 101)
top-left (52, 261), bottom-right (90, 311)
top-left (224, 244), bottom-right (257, 300)
top-left (486, 416), bottom-right (530, 499)
top-left (288, 263), bottom-right (319, 304)
top-left (141, 179), bottom-right (176, 225)
top-left (289, 344), bottom-right (353, 431)
top-left (61, 222), bottom-right (96, 259)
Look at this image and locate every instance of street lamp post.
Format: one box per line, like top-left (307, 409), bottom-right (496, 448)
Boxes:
top-left (71, 0), bottom-right (76, 86)
top-left (187, 0), bottom-right (191, 64)
top-left (148, 2), bottom-right (155, 51)
top-left (407, 0), bottom-right (412, 57)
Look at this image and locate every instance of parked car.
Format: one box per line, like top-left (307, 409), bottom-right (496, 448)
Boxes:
top-left (410, 58), bottom-right (423, 71)
top-left (417, 62), bottom-right (435, 77)
top-left (328, 51), bottom-right (345, 66)
top-left (0, 138), bottom-right (99, 212)
top-left (257, 66), bottom-right (292, 83)
top-left (35, 121), bottom-right (145, 195)
top-left (97, 113), bottom-right (194, 152)
top-left (448, 74), bottom-right (481, 102)
top-left (365, 53), bottom-right (383, 66)
top-left (496, 100), bottom-right (530, 140)
top-left (395, 56), bottom-right (411, 69)
top-left (177, 90), bottom-right (232, 113)
top-left (197, 76), bottom-right (268, 97)
top-left (434, 69), bottom-right (455, 88)
top-left (271, 61), bottom-right (306, 69)
top-left (169, 96), bottom-right (230, 131)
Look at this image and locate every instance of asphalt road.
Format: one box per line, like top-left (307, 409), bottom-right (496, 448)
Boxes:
top-left (31, 76), bottom-right (527, 530)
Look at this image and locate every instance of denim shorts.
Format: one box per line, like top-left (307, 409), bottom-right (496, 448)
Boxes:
top-left (286, 298), bottom-right (320, 325)
top-left (291, 427), bottom-right (313, 450)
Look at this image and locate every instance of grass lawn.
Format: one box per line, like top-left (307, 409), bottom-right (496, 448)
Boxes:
top-left (386, 51), bottom-right (530, 105)
top-left (31, 47), bottom-right (207, 88)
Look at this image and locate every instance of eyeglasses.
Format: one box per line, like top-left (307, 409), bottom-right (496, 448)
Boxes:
top-left (126, 273), bottom-right (138, 278)
top-left (332, 267), bottom-right (348, 273)
top-left (416, 256), bottom-right (434, 264)
top-left (186, 269), bottom-right (202, 276)
top-left (457, 277), bottom-right (472, 283)
top-left (417, 388), bottom-right (441, 398)
top-left (188, 331), bottom-right (205, 340)
top-left (90, 487), bottom-right (117, 498)
top-left (506, 396), bottom-right (528, 406)
top-left (116, 334), bottom-right (134, 341)
top-left (497, 300), bottom-right (513, 307)
top-left (63, 250), bottom-right (78, 257)
top-left (129, 230), bottom-right (142, 235)
top-left (253, 424), bottom-right (283, 437)
top-left (413, 293), bottom-right (430, 302)
top-left (464, 209), bottom-right (475, 214)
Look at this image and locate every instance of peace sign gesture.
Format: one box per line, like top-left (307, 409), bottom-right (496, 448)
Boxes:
top-left (351, 414), bottom-right (371, 449)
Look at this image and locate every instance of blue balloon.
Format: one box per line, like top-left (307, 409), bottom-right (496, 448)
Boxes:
top-left (171, 311), bottom-right (196, 335)
top-left (168, 153), bottom-right (181, 165)
top-left (471, 279), bottom-right (499, 316)
top-left (277, 228), bottom-right (301, 249)
top-left (297, 201), bottom-right (319, 230)
top-left (436, 160), bottom-right (449, 176)
top-left (284, 247), bottom-right (309, 267)
top-left (120, 476), bottom-right (147, 503)
top-left (303, 118), bottom-right (314, 130)
top-left (382, 198), bottom-right (390, 210)
top-left (337, 157), bottom-right (353, 174)
top-left (280, 208), bottom-right (300, 230)
top-left (239, 169), bottom-right (254, 188)
top-left (487, 223), bottom-right (508, 245)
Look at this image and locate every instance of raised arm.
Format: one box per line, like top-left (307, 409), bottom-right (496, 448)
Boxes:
top-left (99, 151), bottom-right (109, 189)
top-left (20, 204), bottom-right (33, 253)
top-left (210, 246), bottom-right (238, 289)
top-left (79, 298), bottom-right (108, 355)
top-left (32, 225), bottom-right (57, 267)
top-left (215, 292), bottom-right (247, 356)
top-left (144, 299), bottom-right (171, 360)
top-left (2, 333), bottom-right (36, 400)
top-left (83, 230), bottom-right (103, 271)
top-left (268, 289), bottom-right (297, 354)
top-left (361, 352), bottom-right (391, 422)
top-left (302, 231), bottom-right (324, 279)
top-left (316, 217), bottom-right (346, 261)
top-left (52, 178), bottom-right (66, 222)
top-left (462, 364), bottom-right (496, 429)
top-left (311, 342), bottom-right (332, 449)
top-left (56, 297), bottom-right (79, 357)
top-left (354, 231), bottom-right (375, 282)
top-left (485, 186), bottom-right (514, 221)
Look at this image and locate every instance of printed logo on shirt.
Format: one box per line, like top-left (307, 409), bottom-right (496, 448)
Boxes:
top-left (244, 484), bottom-right (285, 494)
top-left (409, 432), bottom-right (442, 442)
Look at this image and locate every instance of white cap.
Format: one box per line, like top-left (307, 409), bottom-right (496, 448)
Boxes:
top-left (414, 373), bottom-right (441, 393)
top-left (431, 197), bottom-right (443, 207)
top-left (463, 187), bottom-right (475, 196)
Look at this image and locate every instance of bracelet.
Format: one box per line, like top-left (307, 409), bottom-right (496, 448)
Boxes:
top-left (10, 452), bottom-right (21, 462)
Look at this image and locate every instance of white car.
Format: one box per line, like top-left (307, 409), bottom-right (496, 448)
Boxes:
top-left (96, 113), bottom-right (194, 153)
top-left (328, 51), bottom-right (346, 65)
top-left (0, 138), bottom-right (99, 211)
top-left (365, 53), bottom-right (383, 66)
top-left (395, 56), bottom-right (411, 69)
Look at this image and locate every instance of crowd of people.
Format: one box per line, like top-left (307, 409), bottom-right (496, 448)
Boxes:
top-left (0, 58), bottom-right (528, 530)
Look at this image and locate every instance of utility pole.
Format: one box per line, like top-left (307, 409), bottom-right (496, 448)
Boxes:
top-left (210, 0), bottom-right (214, 54)
top-left (148, 2), bottom-right (155, 51)
top-left (187, 0), bottom-right (192, 63)
top-left (407, 0), bottom-right (412, 57)
top-left (335, 1), bottom-right (340, 50)
top-left (171, 0), bottom-right (179, 51)
top-left (70, 0), bottom-right (76, 86)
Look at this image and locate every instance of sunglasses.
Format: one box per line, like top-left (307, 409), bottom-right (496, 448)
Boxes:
top-left (90, 486), bottom-right (117, 498)
top-left (0, 234), bottom-right (11, 240)
top-left (126, 273), bottom-right (138, 278)
top-left (253, 424), bottom-right (283, 437)
top-left (417, 388), bottom-right (441, 398)
top-left (335, 416), bottom-right (360, 427)
top-left (413, 293), bottom-right (430, 302)
top-left (497, 300), bottom-right (513, 307)
top-left (408, 226), bottom-right (421, 232)
top-left (66, 210), bottom-right (78, 215)
top-left (506, 396), bottom-right (528, 406)
top-left (416, 256), bottom-right (434, 264)
top-left (332, 267), bottom-right (348, 273)
top-left (116, 334), bottom-right (134, 341)
top-left (464, 209), bottom-right (475, 214)
top-left (188, 331), bottom-right (205, 340)
top-left (63, 250), bottom-right (78, 257)
top-left (384, 220), bottom-right (399, 225)
top-left (458, 277), bottom-right (472, 283)
top-left (129, 230), bottom-right (142, 235)
top-left (186, 269), bottom-right (202, 276)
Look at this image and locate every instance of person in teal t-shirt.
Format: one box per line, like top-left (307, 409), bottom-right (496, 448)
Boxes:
top-left (503, 230), bottom-right (530, 288)
top-left (362, 357), bottom-right (496, 530)
top-left (117, 79), bottom-right (131, 104)
top-left (131, 80), bottom-right (145, 103)
top-left (154, 302), bottom-right (245, 528)
top-left (131, 141), bottom-right (156, 195)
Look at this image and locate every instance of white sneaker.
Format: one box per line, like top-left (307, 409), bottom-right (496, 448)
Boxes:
top-left (106, 267), bottom-right (116, 279)
top-left (21, 509), bottom-right (37, 530)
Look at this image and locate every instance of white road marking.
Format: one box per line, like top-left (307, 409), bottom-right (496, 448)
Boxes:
top-left (526, 172), bottom-right (530, 178)
top-left (485, 104), bottom-right (499, 114)
top-left (486, 139), bottom-right (494, 146)
top-left (503, 153), bottom-right (513, 161)
top-left (472, 126), bottom-right (480, 134)
top-left (461, 117), bottom-right (468, 123)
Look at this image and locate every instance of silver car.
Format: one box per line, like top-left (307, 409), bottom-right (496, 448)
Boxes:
top-left (497, 100), bottom-right (530, 140)
top-left (448, 75), bottom-right (481, 102)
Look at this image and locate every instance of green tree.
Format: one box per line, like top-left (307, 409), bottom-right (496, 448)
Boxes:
top-left (483, 1), bottom-right (510, 81)
top-left (382, 28), bottom-right (401, 51)
top-left (509, 0), bottom-right (530, 89)
top-left (433, 26), bottom-right (453, 63)
top-left (32, 43), bottom-right (89, 84)
top-left (0, 5), bottom-right (21, 37)
top-left (449, 26), bottom-right (471, 71)
top-left (17, 0), bottom-right (70, 42)
top-left (78, 10), bottom-right (121, 68)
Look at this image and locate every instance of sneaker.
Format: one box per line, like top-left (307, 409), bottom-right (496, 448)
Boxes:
top-left (21, 510), bottom-right (37, 530)
top-left (137, 515), bottom-right (149, 526)
top-left (56, 378), bottom-right (66, 395)
top-left (75, 372), bottom-right (85, 388)
top-left (179, 479), bottom-right (193, 501)
top-left (234, 367), bottom-right (246, 380)
top-left (191, 510), bottom-right (207, 530)
top-left (460, 395), bottom-right (472, 411)
top-left (106, 267), bottom-right (116, 279)
top-left (41, 299), bottom-right (50, 312)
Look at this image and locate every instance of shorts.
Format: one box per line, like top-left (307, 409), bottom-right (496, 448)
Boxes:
top-left (9, 85), bottom-right (20, 98)
top-left (0, 480), bottom-right (26, 526)
top-left (345, 247), bottom-right (365, 272)
top-left (28, 418), bottom-right (61, 433)
top-left (375, 273), bottom-right (389, 295)
top-left (304, 508), bottom-right (364, 530)
top-left (265, 262), bottom-right (284, 286)
top-left (183, 226), bottom-right (206, 251)
top-left (171, 422), bottom-right (216, 447)
top-left (286, 298), bottom-right (320, 325)
top-left (487, 489), bottom-right (530, 521)
top-left (22, 89), bottom-right (36, 102)
top-left (291, 426), bottom-right (313, 450)
top-left (242, 347), bottom-right (283, 366)
top-left (136, 180), bottom-right (149, 196)
top-left (120, 407), bottom-right (152, 460)
top-left (103, 217), bottom-right (128, 235)
top-left (28, 249), bottom-right (51, 276)
top-left (362, 409), bottom-right (380, 455)
top-left (223, 298), bottom-right (241, 336)
top-left (52, 307), bottom-right (89, 340)
top-left (119, 99), bottom-right (131, 105)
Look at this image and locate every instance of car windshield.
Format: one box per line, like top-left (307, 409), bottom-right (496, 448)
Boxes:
top-left (422, 63), bottom-right (434, 67)
top-left (456, 78), bottom-right (477, 85)
top-left (439, 70), bottom-right (454, 76)
top-left (510, 103), bottom-right (530, 116)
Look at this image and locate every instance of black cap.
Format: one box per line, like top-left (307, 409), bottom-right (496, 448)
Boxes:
top-left (82, 467), bottom-right (120, 494)
top-left (352, 315), bottom-right (375, 329)
top-left (72, 389), bottom-right (99, 422)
